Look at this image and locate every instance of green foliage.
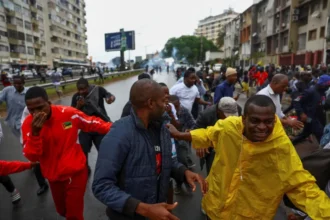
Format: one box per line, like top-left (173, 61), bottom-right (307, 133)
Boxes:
top-left (216, 30), bottom-right (225, 48)
top-left (162, 35), bottom-right (218, 64)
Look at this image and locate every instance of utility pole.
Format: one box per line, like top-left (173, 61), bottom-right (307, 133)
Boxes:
top-left (120, 28), bottom-right (126, 71)
top-left (200, 34), bottom-right (203, 63)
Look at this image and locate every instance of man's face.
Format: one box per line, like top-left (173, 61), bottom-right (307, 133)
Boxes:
top-left (184, 73), bottom-right (197, 88)
top-left (26, 97), bottom-right (51, 117)
top-left (243, 104), bottom-right (276, 142)
top-left (149, 87), bottom-right (166, 120)
top-left (302, 73), bottom-right (312, 83)
top-left (227, 73), bottom-right (238, 84)
top-left (13, 79), bottom-right (24, 93)
top-left (272, 79), bottom-right (288, 94)
top-left (161, 86), bottom-right (169, 105)
top-left (77, 84), bottom-right (89, 97)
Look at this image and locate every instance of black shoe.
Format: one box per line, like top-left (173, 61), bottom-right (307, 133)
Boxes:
top-left (37, 184), bottom-right (49, 196)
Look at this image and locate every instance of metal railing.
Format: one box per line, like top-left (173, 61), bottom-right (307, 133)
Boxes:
top-left (38, 69), bottom-right (143, 89)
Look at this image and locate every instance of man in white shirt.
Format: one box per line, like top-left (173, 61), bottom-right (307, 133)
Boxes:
top-left (257, 74), bottom-right (304, 129)
top-left (170, 68), bottom-right (211, 113)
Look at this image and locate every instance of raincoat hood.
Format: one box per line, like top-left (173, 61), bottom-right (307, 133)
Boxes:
top-left (191, 116), bottom-right (330, 219)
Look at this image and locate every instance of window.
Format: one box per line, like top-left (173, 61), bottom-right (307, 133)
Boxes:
top-left (26, 34), bottom-right (33, 42)
top-left (309, 29), bottom-right (317, 41)
top-left (37, 5), bottom-right (43, 11)
top-left (23, 8), bottom-right (30, 18)
top-left (27, 47), bottom-right (34, 55)
top-left (0, 15), bottom-right (5, 22)
top-left (24, 21), bottom-right (32, 30)
top-left (8, 29), bottom-right (17, 39)
top-left (21, 0), bottom-right (29, 4)
top-left (320, 26), bottom-right (325, 38)
top-left (17, 32), bottom-right (25, 40)
top-left (16, 18), bottom-right (23, 27)
top-left (14, 4), bottom-right (21, 13)
top-left (42, 52), bottom-right (46, 56)
top-left (0, 45), bottom-right (9, 52)
top-left (0, 30), bottom-right (7, 37)
top-left (323, 0), bottom-right (328, 9)
top-left (310, 1), bottom-right (320, 14)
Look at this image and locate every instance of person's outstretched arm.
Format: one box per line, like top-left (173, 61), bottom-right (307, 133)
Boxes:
top-left (0, 160), bottom-right (33, 176)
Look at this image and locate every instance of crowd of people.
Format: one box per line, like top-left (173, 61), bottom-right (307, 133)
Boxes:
top-left (2, 63), bottom-right (330, 220)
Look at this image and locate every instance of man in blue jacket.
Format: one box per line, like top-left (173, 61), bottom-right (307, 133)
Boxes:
top-left (93, 79), bottom-right (206, 220)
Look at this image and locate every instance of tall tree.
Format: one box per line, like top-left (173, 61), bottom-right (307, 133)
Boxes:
top-left (162, 35), bottom-right (218, 64)
top-left (216, 29), bottom-right (225, 49)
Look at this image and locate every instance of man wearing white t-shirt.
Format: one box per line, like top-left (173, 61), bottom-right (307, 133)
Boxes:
top-left (170, 68), bottom-right (211, 113)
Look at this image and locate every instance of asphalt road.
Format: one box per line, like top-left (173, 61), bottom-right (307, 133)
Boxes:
top-left (0, 72), bottom-right (287, 220)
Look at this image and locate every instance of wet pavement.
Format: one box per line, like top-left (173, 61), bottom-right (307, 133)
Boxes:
top-left (0, 72), bottom-right (286, 220)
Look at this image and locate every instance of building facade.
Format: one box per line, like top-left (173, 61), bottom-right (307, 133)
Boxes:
top-left (194, 10), bottom-right (238, 48)
top-left (223, 15), bottom-right (240, 59)
top-left (0, 0), bottom-right (88, 70)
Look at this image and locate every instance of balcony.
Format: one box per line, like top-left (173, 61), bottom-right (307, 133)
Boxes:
top-left (8, 38), bottom-right (19, 45)
top-left (10, 52), bottom-right (21, 58)
top-left (30, 6), bottom-right (38, 13)
top-left (35, 55), bottom-right (42, 61)
top-left (4, 9), bottom-right (15, 17)
top-left (31, 18), bottom-right (39, 25)
top-left (34, 43), bottom-right (42, 49)
top-left (6, 23), bottom-right (17, 31)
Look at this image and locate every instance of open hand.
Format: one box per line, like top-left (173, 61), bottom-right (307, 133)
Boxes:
top-left (184, 170), bottom-right (208, 195)
top-left (137, 202), bottom-right (180, 220)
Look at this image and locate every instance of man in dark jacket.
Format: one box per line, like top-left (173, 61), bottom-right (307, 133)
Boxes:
top-left (196, 97), bottom-right (239, 175)
top-left (71, 78), bottom-right (115, 175)
top-left (93, 79), bottom-right (206, 220)
top-left (121, 73), bottom-right (151, 118)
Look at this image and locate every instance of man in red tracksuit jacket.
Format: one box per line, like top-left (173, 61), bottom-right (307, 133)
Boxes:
top-left (0, 160), bottom-right (35, 176)
top-left (21, 86), bottom-right (111, 220)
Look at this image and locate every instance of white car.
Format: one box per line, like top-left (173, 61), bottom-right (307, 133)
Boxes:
top-left (213, 63), bottom-right (223, 72)
top-left (21, 70), bottom-right (34, 78)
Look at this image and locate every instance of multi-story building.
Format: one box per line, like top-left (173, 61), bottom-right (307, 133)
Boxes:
top-left (223, 15), bottom-right (240, 59)
top-left (239, 5), bottom-right (254, 68)
top-left (0, 0), bottom-right (88, 70)
top-left (194, 10), bottom-right (238, 48)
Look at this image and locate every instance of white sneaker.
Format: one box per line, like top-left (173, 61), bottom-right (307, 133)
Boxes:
top-left (11, 189), bottom-right (21, 204)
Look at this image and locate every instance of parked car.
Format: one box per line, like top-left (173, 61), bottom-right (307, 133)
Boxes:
top-left (213, 63), bottom-right (223, 72)
top-left (21, 70), bottom-right (34, 79)
top-left (62, 68), bottom-right (73, 77)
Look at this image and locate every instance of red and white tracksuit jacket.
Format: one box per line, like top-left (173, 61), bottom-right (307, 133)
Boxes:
top-left (0, 160), bottom-right (31, 176)
top-left (22, 105), bottom-right (111, 182)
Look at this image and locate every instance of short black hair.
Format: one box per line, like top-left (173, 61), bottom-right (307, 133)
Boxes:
top-left (13, 75), bottom-right (25, 82)
top-left (138, 73), bottom-right (151, 80)
top-left (184, 69), bottom-right (195, 78)
top-left (169, 95), bottom-right (179, 102)
top-left (25, 86), bottom-right (49, 101)
top-left (244, 95), bottom-right (276, 116)
top-left (76, 77), bottom-right (89, 87)
top-left (159, 82), bottom-right (167, 87)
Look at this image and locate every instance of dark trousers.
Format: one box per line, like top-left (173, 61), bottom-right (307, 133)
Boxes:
top-left (35, 164), bottom-right (47, 187)
top-left (0, 175), bottom-right (15, 193)
top-left (79, 132), bottom-right (105, 166)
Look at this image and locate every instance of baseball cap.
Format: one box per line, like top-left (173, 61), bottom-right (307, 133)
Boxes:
top-left (225, 67), bottom-right (237, 77)
top-left (317, 75), bottom-right (330, 86)
top-left (218, 97), bottom-right (238, 117)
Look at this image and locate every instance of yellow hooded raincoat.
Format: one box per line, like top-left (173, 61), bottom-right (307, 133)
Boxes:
top-left (190, 116), bottom-right (330, 219)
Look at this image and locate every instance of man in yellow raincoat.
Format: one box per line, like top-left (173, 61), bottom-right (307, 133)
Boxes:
top-left (167, 95), bottom-right (330, 219)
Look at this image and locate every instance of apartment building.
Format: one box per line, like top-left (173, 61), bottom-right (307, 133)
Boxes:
top-left (194, 10), bottom-right (238, 48)
top-left (223, 15), bottom-right (240, 59)
top-left (239, 5), bottom-right (254, 68)
top-left (0, 0), bottom-right (88, 70)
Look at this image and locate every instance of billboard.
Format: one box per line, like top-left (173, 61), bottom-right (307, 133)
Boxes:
top-left (105, 31), bottom-right (135, 52)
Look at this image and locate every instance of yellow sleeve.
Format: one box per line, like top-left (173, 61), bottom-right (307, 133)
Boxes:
top-left (283, 144), bottom-right (330, 219)
top-left (190, 119), bottom-right (223, 150)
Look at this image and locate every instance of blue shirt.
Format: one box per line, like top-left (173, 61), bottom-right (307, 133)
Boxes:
top-left (0, 86), bottom-right (28, 130)
top-left (214, 81), bottom-right (235, 104)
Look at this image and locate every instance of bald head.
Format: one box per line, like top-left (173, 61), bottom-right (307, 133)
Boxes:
top-left (130, 79), bottom-right (163, 108)
top-left (271, 74), bottom-right (288, 84)
top-left (270, 74), bottom-right (289, 94)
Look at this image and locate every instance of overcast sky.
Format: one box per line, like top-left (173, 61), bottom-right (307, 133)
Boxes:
top-left (85, 0), bottom-right (254, 63)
